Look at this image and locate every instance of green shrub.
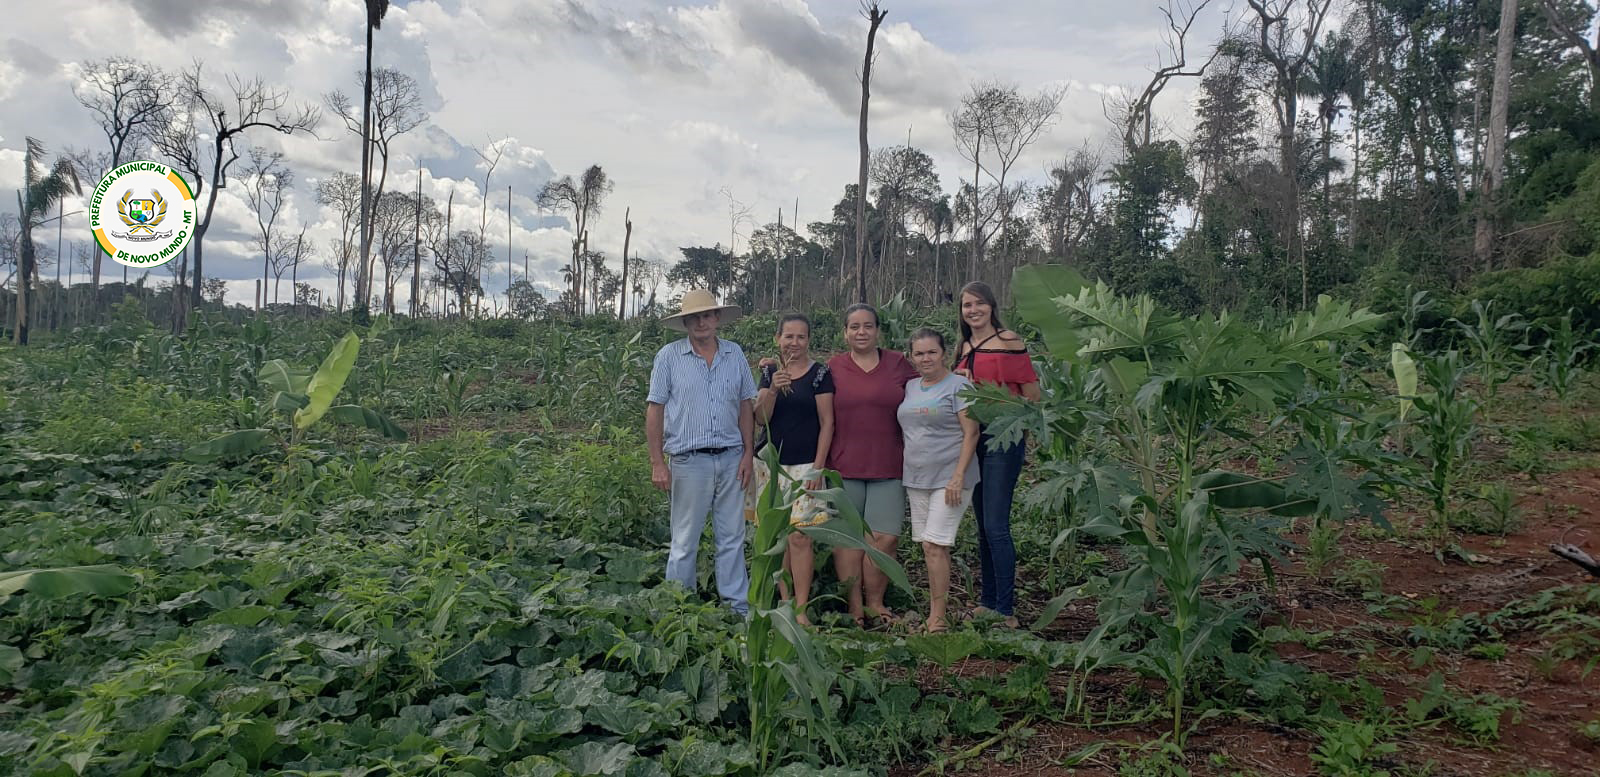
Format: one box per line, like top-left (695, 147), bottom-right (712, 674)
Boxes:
top-left (1467, 253), bottom-right (1600, 338)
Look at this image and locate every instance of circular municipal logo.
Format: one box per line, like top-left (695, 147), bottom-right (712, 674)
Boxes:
top-left (88, 160), bottom-right (197, 268)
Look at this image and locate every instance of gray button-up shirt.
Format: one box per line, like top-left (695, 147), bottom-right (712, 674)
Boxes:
top-left (647, 337), bottom-right (757, 455)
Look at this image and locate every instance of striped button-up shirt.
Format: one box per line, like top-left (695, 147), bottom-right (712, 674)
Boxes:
top-left (647, 337), bottom-right (758, 455)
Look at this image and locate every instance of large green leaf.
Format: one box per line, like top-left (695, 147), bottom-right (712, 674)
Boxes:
top-left (184, 429), bottom-right (271, 463)
top-left (1194, 471), bottom-right (1315, 516)
top-left (0, 644), bottom-right (22, 682)
top-left (258, 359), bottom-right (311, 395)
top-left (1057, 282), bottom-right (1180, 357)
top-left (294, 332), bottom-right (359, 431)
top-left (0, 565), bottom-right (136, 598)
top-left (561, 740), bottom-right (635, 776)
top-left (1391, 343), bottom-right (1417, 423)
top-left (1099, 357), bottom-right (1148, 397)
top-left (1011, 263), bottom-right (1087, 359)
top-left (328, 405), bottom-right (408, 440)
top-left (904, 631), bottom-right (983, 668)
top-left (272, 391), bottom-right (309, 413)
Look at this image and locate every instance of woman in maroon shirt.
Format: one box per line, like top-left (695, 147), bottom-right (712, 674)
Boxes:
top-left (952, 281), bottom-right (1040, 629)
top-left (827, 303), bottom-right (919, 625)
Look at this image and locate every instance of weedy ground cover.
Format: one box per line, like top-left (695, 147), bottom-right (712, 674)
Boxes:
top-left (1, 297), bottom-right (1597, 777)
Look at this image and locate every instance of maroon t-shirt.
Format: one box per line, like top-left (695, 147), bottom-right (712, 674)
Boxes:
top-left (827, 348), bottom-right (920, 480)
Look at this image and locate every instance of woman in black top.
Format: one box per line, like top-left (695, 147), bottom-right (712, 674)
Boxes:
top-left (751, 313), bottom-right (835, 625)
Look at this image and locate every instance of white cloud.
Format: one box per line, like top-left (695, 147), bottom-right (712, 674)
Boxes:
top-left (4, 0), bottom-right (1232, 305)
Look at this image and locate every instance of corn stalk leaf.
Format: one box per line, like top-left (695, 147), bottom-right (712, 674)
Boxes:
top-left (795, 520), bottom-right (913, 596)
top-left (294, 333), bottom-right (359, 431)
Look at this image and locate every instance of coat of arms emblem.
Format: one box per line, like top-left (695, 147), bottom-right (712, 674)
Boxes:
top-left (117, 189), bottom-right (167, 236)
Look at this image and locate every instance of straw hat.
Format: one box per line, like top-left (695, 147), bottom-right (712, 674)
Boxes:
top-left (662, 289), bottom-right (742, 331)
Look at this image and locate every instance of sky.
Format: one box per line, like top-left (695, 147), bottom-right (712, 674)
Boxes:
top-left (0, 0), bottom-right (1240, 311)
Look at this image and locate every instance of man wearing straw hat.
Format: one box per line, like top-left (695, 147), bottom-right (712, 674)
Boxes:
top-left (646, 289), bottom-right (757, 616)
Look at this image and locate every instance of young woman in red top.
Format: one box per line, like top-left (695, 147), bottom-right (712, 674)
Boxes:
top-left (827, 303), bottom-right (919, 626)
top-left (952, 281), bottom-right (1040, 629)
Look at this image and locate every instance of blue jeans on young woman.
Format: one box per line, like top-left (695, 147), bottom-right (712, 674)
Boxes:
top-left (973, 433), bottom-right (1025, 617)
top-left (666, 447), bottom-right (750, 615)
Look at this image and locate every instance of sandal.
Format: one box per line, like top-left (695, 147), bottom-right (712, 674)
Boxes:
top-left (865, 606), bottom-right (901, 626)
top-left (924, 615), bottom-right (949, 634)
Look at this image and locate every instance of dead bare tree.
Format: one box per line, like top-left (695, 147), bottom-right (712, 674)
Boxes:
top-left (1244, 0), bottom-right (1333, 309)
top-left (987, 85), bottom-right (1064, 277)
top-left (328, 67), bottom-right (426, 312)
top-left (152, 62), bottom-right (319, 323)
top-left (472, 138), bottom-right (506, 316)
top-left (855, 0), bottom-right (887, 304)
top-left (73, 57), bottom-right (171, 303)
top-left (1475, 0), bottom-right (1520, 271)
top-left (315, 172), bottom-right (362, 311)
top-left (1124, 0), bottom-right (1220, 151)
top-left (619, 207), bottom-right (632, 318)
top-left (270, 223), bottom-right (313, 308)
top-left (950, 82), bottom-right (1007, 271)
top-left (241, 149), bottom-right (291, 308)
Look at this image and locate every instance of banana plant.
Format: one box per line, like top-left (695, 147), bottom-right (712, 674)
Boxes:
top-left (185, 333), bottom-right (406, 463)
top-left (1391, 343), bottom-right (1418, 453)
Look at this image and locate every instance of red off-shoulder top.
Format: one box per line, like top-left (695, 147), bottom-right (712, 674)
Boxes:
top-left (964, 343), bottom-right (1038, 397)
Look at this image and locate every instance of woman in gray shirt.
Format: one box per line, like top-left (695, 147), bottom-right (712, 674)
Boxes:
top-left (896, 328), bottom-right (981, 633)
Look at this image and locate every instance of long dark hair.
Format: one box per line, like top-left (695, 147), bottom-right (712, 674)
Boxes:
top-left (956, 281), bottom-right (1004, 348)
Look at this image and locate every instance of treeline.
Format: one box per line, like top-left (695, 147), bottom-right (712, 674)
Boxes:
top-left (694, 0), bottom-right (1600, 320)
top-left (5, 0), bottom-right (1599, 340)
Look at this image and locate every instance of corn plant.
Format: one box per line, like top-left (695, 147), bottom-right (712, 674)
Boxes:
top-left (982, 265), bottom-right (1386, 747)
top-left (1411, 350), bottom-right (1481, 556)
top-left (745, 446), bottom-right (910, 771)
top-left (1452, 299), bottom-right (1529, 399)
top-left (184, 332), bottom-right (407, 462)
top-left (1398, 285), bottom-right (1435, 350)
top-left (1535, 309), bottom-right (1596, 404)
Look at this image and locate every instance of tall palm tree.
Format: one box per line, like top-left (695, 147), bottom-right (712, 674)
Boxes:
top-left (1297, 33), bottom-right (1357, 223)
top-left (924, 195), bottom-right (953, 304)
top-left (355, 0), bottom-right (391, 318)
top-left (1344, 51), bottom-right (1368, 248)
top-left (13, 138), bottom-right (81, 346)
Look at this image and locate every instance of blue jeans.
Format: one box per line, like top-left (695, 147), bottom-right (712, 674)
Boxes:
top-left (666, 448), bottom-right (750, 615)
top-left (973, 433), bottom-right (1024, 616)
